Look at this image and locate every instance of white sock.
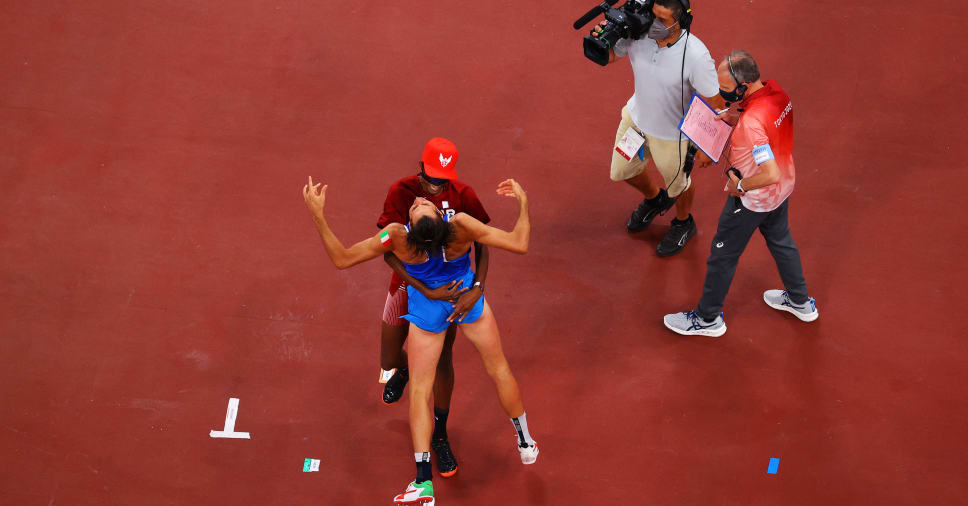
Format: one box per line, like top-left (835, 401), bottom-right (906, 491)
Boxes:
top-left (414, 452), bottom-right (430, 462)
top-left (510, 412), bottom-right (535, 447)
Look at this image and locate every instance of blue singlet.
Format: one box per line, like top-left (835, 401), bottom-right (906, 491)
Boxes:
top-left (400, 217), bottom-right (485, 332)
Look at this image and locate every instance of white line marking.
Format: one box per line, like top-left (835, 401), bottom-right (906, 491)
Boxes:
top-left (209, 397), bottom-right (250, 439)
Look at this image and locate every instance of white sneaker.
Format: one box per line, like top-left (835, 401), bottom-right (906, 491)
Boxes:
top-left (763, 290), bottom-right (818, 322)
top-left (518, 440), bottom-right (539, 465)
top-left (663, 310), bottom-right (727, 337)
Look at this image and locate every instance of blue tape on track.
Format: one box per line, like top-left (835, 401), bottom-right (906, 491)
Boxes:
top-left (767, 457), bottom-right (780, 474)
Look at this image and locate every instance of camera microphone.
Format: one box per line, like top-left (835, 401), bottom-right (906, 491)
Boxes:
top-left (573, 0), bottom-right (620, 30)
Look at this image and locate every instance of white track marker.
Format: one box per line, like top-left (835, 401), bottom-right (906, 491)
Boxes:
top-left (210, 397), bottom-right (251, 439)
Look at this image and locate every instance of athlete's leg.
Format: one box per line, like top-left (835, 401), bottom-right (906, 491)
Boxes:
top-left (460, 302), bottom-right (538, 463)
top-left (429, 323), bottom-right (459, 476)
top-left (380, 285), bottom-right (411, 404)
top-left (380, 284), bottom-right (410, 371)
top-left (432, 324), bottom-right (456, 410)
top-left (380, 321), bottom-right (409, 371)
top-left (407, 325), bottom-right (446, 454)
top-left (458, 302), bottom-right (524, 418)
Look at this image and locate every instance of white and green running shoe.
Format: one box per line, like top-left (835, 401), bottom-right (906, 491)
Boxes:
top-left (393, 480), bottom-right (435, 505)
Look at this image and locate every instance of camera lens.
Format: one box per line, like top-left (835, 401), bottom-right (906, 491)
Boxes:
top-left (583, 36), bottom-right (611, 66)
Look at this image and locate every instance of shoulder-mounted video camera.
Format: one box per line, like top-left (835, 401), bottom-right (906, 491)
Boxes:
top-left (573, 0), bottom-right (656, 66)
top-left (574, 0), bottom-right (693, 66)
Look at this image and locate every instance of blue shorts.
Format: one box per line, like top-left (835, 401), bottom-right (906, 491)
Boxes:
top-left (401, 270), bottom-right (485, 333)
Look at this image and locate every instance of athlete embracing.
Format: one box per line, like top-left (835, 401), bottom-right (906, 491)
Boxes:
top-left (376, 138), bottom-right (491, 478)
top-left (303, 173), bottom-right (538, 506)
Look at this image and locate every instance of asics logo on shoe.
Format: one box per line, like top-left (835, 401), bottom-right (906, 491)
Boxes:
top-left (678, 234), bottom-right (688, 247)
top-left (439, 154), bottom-right (453, 167)
top-left (716, 242), bottom-right (724, 248)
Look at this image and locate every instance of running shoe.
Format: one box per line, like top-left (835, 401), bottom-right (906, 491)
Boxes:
top-left (663, 310), bottom-right (727, 337)
top-left (383, 368), bottom-right (409, 405)
top-left (430, 438), bottom-right (458, 477)
top-left (393, 480), bottom-right (434, 506)
top-left (656, 215), bottom-right (696, 257)
top-left (518, 440), bottom-right (539, 465)
top-left (626, 189), bottom-right (674, 233)
top-left (763, 290), bottom-right (819, 322)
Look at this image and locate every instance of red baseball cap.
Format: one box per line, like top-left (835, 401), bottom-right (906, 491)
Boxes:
top-left (421, 137), bottom-right (459, 180)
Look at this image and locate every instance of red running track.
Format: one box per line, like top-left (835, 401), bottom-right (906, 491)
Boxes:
top-left (2, 1), bottom-right (967, 504)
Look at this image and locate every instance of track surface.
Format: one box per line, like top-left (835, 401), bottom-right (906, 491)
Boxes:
top-left (2, 1), bottom-right (967, 504)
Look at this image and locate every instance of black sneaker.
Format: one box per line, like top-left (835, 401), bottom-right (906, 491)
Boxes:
top-left (382, 368), bottom-right (409, 405)
top-left (657, 215), bottom-right (696, 257)
top-left (626, 188), bottom-right (674, 233)
top-left (431, 438), bottom-right (459, 477)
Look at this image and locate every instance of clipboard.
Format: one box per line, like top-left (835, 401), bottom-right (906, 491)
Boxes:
top-left (678, 93), bottom-right (734, 163)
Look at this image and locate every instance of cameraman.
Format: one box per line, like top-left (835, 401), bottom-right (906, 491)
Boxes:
top-left (594, 0), bottom-right (724, 256)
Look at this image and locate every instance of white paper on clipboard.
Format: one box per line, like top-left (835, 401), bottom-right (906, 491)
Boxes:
top-left (678, 93), bottom-right (734, 163)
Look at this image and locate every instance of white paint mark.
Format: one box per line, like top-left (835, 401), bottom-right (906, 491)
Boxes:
top-left (209, 398), bottom-right (250, 439)
top-left (184, 350), bottom-right (211, 370)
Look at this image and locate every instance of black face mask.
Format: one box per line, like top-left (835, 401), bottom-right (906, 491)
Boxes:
top-left (719, 86), bottom-right (747, 104)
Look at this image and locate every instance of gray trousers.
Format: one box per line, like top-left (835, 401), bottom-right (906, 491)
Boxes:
top-left (697, 197), bottom-right (808, 320)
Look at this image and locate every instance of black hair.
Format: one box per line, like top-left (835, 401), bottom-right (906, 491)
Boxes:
top-left (655, 0), bottom-right (684, 20)
top-left (406, 215), bottom-right (454, 256)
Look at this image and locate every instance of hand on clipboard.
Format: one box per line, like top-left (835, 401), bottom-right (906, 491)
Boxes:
top-left (715, 104), bottom-right (744, 127)
top-left (679, 94), bottom-right (735, 164)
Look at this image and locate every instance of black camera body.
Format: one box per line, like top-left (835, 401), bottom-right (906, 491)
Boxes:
top-left (576, 0), bottom-right (656, 66)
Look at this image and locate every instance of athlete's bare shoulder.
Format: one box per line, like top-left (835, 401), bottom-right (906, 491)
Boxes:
top-left (383, 222), bottom-right (407, 234)
top-left (449, 212), bottom-right (481, 227)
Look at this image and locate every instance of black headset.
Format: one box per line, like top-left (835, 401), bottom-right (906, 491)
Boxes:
top-left (727, 53), bottom-right (748, 98)
top-left (677, 0), bottom-right (693, 31)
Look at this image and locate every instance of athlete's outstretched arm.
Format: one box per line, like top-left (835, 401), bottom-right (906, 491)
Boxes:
top-left (456, 179), bottom-right (530, 255)
top-left (303, 177), bottom-right (400, 269)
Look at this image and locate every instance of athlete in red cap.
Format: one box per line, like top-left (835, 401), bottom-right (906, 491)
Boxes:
top-left (376, 138), bottom-right (491, 477)
top-left (303, 176), bottom-right (538, 506)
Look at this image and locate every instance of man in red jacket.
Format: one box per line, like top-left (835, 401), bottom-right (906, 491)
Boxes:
top-left (376, 137), bottom-right (491, 477)
top-left (663, 50), bottom-right (819, 337)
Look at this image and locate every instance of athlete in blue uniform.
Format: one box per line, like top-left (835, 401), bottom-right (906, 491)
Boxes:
top-left (396, 215), bottom-right (486, 333)
top-left (303, 177), bottom-right (539, 506)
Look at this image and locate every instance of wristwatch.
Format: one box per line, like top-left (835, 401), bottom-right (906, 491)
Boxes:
top-left (473, 281), bottom-right (484, 293)
top-left (736, 179), bottom-right (746, 194)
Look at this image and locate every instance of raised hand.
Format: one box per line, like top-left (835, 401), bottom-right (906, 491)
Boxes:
top-left (496, 179), bottom-right (526, 201)
top-left (303, 176), bottom-right (327, 216)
